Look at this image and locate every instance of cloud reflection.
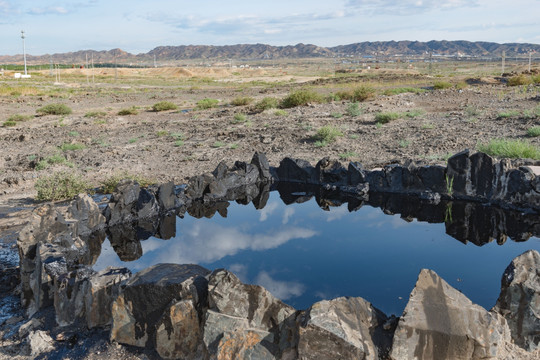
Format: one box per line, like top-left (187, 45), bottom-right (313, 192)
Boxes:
top-left (255, 271), bottom-right (306, 300)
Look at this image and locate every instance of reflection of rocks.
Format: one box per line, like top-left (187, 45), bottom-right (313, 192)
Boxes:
top-left (391, 269), bottom-right (511, 360)
top-left (107, 225), bottom-right (143, 262)
top-left (493, 250), bottom-right (540, 351)
top-left (298, 296), bottom-right (393, 360)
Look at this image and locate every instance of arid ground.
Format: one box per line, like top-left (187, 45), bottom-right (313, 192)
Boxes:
top-left (1, 62), bottom-right (540, 359)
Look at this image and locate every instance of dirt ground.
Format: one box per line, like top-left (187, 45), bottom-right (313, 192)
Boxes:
top-left (1, 66), bottom-right (540, 359)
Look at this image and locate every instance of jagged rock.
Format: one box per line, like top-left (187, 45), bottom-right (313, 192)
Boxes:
top-left (348, 162), bottom-right (367, 184)
top-left (157, 214), bottom-right (176, 240)
top-left (251, 151), bottom-right (272, 182)
top-left (205, 269), bottom-right (297, 357)
top-left (53, 266), bottom-right (95, 327)
top-left (67, 193), bottom-right (106, 236)
top-left (231, 161), bottom-right (260, 185)
top-left (417, 165), bottom-right (447, 194)
top-left (85, 267), bottom-right (131, 329)
top-left (157, 181), bottom-right (176, 211)
top-left (28, 330), bottom-right (55, 357)
top-left (298, 296), bottom-right (392, 360)
top-left (384, 164), bottom-right (404, 192)
top-left (470, 152), bottom-right (494, 198)
top-left (155, 300), bottom-right (203, 360)
top-left (365, 169), bottom-right (387, 192)
top-left (216, 329), bottom-right (276, 360)
top-left (276, 158), bottom-right (316, 184)
top-left (107, 180), bottom-right (140, 225)
top-left (447, 149), bottom-right (471, 197)
top-left (136, 188), bottom-right (159, 219)
top-left (186, 173), bottom-right (214, 199)
top-left (315, 157), bottom-right (348, 185)
top-left (111, 264), bottom-right (210, 348)
top-left (252, 182), bottom-right (271, 209)
top-left (493, 250), bottom-right (540, 351)
top-left (390, 269), bottom-right (511, 360)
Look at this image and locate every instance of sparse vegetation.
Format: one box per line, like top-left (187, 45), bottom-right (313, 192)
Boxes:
top-left (35, 171), bottom-right (88, 201)
top-left (383, 87), bottom-right (425, 96)
top-left (433, 81), bottom-right (453, 90)
top-left (152, 101), bottom-right (178, 112)
top-left (118, 107), bottom-right (139, 115)
top-left (68, 131), bottom-right (80, 137)
top-left (36, 103), bottom-right (72, 116)
top-left (497, 110), bottom-right (521, 119)
top-left (2, 120), bottom-right (16, 127)
top-left (100, 172), bottom-right (155, 194)
top-left (7, 114), bottom-right (33, 122)
top-left (281, 89), bottom-right (323, 108)
top-left (375, 112), bottom-right (400, 124)
top-left (59, 142), bottom-right (86, 151)
top-left (527, 127), bottom-right (540, 137)
top-left (351, 86), bottom-right (376, 102)
top-left (312, 125), bottom-right (343, 146)
top-left (339, 151), bottom-right (357, 160)
top-left (212, 141), bottom-right (225, 148)
top-left (507, 74), bottom-right (531, 87)
top-left (274, 109), bottom-right (288, 116)
top-left (196, 98), bottom-right (219, 110)
top-left (478, 139), bottom-right (540, 159)
top-left (84, 111), bottom-right (107, 118)
top-left (331, 112), bottom-right (343, 119)
top-left (156, 130), bottom-right (169, 137)
top-left (405, 109), bottom-right (425, 118)
top-left (232, 113), bottom-right (247, 123)
top-left (35, 154), bottom-right (74, 170)
top-left (255, 97), bottom-right (279, 111)
top-left (230, 96), bottom-right (254, 106)
top-left (346, 102), bottom-right (362, 117)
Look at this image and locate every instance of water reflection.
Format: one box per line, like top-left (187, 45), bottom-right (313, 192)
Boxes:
top-left (93, 183), bottom-right (540, 314)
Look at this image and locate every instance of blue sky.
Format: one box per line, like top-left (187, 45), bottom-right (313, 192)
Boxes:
top-left (1, 0), bottom-right (538, 55)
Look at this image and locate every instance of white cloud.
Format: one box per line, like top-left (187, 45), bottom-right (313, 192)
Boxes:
top-left (282, 207), bottom-right (295, 225)
top-left (346, 0), bottom-right (479, 14)
top-left (255, 271), bottom-right (305, 300)
top-left (259, 201), bottom-right (278, 222)
top-left (27, 6), bottom-right (69, 15)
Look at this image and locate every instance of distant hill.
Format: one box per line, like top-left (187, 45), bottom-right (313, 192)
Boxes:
top-left (1, 40), bottom-right (538, 64)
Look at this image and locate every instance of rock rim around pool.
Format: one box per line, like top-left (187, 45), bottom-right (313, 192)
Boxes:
top-left (13, 151), bottom-right (540, 358)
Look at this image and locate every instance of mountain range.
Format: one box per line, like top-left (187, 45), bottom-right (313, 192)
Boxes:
top-left (1, 40), bottom-right (538, 64)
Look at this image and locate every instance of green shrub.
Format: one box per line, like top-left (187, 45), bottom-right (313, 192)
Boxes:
top-left (255, 97), bottom-right (279, 111)
top-left (280, 89), bottom-right (323, 108)
top-left (156, 130), bottom-right (169, 137)
top-left (7, 114), bottom-right (33, 122)
top-left (59, 143), bottom-right (85, 151)
top-left (351, 86), bottom-right (376, 102)
top-left (405, 109), bottom-right (425, 118)
top-left (212, 141), bottom-right (225, 148)
top-left (339, 152), bottom-right (357, 160)
top-left (100, 172), bottom-right (155, 194)
top-left (331, 112), bottom-right (343, 119)
top-left (312, 125), bottom-right (343, 146)
top-left (497, 110), bottom-right (521, 119)
top-left (152, 101), bottom-right (178, 112)
top-left (375, 112), bottom-right (400, 124)
top-left (507, 75), bottom-right (531, 87)
top-left (532, 75), bottom-right (540, 84)
top-left (36, 103), bottom-right (72, 115)
top-left (527, 127), bottom-right (540, 137)
top-left (346, 103), bottom-right (362, 117)
top-left (118, 107), bottom-right (139, 116)
top-left (196, 98), bottom-right (219, 110)
top-left (232, 113), bottom-right (247, 123)
top-left (383, 87), bottom-right (425, 96)
top-left (478, 139), bottom-right (540, 159)
top-left (274, 109), bottom-right (288, 116)
top-left (84, 111), bottom-right (107, 118)
top-left (2, 120), bottom-right (16, 127)
top-left (230, 96), bottom-right (254, 106)
top-left (35, 171), bottom-right (88, 201)
top-left (433, 81), bottom-right (453, 90)
top-left (35, 154), bottom-right (73, 170)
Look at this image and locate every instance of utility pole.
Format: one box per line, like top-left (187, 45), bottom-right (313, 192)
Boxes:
top-left (21, 30), bottom-right (28, 76)
top-left (501, 50), bottom-right (506, 75)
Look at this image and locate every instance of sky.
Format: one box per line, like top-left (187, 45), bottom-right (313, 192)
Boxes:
top-left (0, 0), bottom-right (539, 56)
